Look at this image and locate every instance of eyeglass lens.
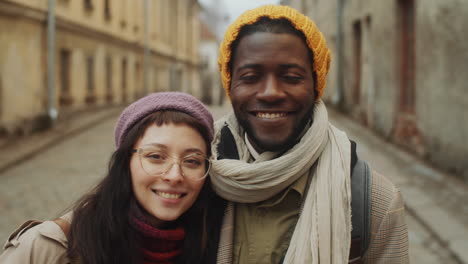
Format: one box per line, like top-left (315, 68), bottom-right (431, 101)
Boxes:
top-left (138, 147), bottom-right (209, 179)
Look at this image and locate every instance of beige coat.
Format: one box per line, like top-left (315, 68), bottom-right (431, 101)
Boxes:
top-left (0, 214), bottom-right (71, 264)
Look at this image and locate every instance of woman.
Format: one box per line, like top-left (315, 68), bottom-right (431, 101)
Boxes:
top-left (0, 92), bottom-right (225, 264)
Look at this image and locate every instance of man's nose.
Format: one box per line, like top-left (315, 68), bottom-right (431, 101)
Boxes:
top-left (256, 74), bottom-right (286, 102)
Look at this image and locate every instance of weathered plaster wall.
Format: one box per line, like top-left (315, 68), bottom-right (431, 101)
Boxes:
top-left (341, 1), bottom-right (400, 137)
top-left (282, 0), bottom-right (468, 181)
top-left (307, 0), bottom-right (338, 103)
top-left (416, 0), bottom-right (468, 180)
top-left (315, 0), bottom-right (468, 181)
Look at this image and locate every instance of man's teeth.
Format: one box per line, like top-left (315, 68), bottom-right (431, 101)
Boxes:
top-left (256, 112), bottom-right (287, 119)
top-left (156, 191), bottom-right (182, 199)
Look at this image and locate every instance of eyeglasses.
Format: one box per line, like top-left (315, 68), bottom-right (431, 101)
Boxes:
top-left (132, 147), bottom-right (211, 180)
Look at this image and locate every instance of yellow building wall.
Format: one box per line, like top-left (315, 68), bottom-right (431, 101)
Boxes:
top-left (0, 16), bottom-right (45, 130)
top-left (0, 0), bottom-right (202, 135)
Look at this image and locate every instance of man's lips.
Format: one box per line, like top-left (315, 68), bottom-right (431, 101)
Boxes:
top-left (251, 111), bottom-right (291, 119)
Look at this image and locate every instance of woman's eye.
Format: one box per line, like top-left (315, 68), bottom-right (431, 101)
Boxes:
top-left (183, 159), bottom-right (202, 167)
top-left (145, 152), bottom-right (165, 161)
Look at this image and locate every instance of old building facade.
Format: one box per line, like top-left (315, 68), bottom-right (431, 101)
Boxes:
top-left (281, 0), bottom-right (468, 182)
top-left (198, 0), bottom-right (229, 106)
top-left (199, 22), bottom-right (223, 105)
top-left (0, 0), bottom-right (202, 135)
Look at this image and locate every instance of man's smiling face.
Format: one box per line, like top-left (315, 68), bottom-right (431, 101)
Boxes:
top-left (230, 32), bottom-right (316, 152)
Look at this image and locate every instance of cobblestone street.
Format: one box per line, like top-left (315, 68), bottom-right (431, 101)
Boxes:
top-left (0, 105), bottom-right (466, 263)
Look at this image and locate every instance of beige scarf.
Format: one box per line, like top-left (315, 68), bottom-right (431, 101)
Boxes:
top-left (210, 101), bottom-right (352, 264)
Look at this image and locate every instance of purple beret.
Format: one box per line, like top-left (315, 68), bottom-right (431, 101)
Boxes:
top-left (114, 92), bottom-right (214, 147)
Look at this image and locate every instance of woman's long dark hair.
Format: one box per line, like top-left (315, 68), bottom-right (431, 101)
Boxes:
top-left (67, 110), bottom-right (225, 264)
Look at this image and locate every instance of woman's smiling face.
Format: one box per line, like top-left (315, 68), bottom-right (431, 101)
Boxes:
top-left (130, 123), bottom-right (207, 227)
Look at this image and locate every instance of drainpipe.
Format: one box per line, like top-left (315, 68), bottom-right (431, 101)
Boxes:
top-left (47, 0), bottom-right (58, 121)
top-left (302, 0), bottom-right (308, 14)
top-left (335, 0), bottom-right (345, 108)
top-left (143, 0), bottom-right (149, 95)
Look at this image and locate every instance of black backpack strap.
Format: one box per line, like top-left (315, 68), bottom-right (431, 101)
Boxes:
top-left (217, 124), bottom-right (240, 160)
top-left (350, 140), bottom-right (358, 169)
top-left (349, 157), bottom-right (372, 263)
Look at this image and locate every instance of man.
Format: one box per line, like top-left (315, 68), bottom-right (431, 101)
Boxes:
top-left (209, 5), bottom-right (408, 264)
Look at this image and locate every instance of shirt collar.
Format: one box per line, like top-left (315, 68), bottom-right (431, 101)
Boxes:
top-left (244, 133), bottom-right (279, 161)
top-left (243, 118), bottom-right (313, 161)
top-left (244, 133), bottom-right (310, 204)
top-left (242, 118), bottom-right (314, 201)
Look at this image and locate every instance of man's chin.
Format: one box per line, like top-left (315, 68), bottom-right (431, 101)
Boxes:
top-left (240, 120), bottom-right (299, 153)
top-left (249, 135), bottom-right (298, 153)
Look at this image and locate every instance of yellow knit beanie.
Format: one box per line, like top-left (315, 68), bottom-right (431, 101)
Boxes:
top-left (218, 4), bottom-right (331, 101)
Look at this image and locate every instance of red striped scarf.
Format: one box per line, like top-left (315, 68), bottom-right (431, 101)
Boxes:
top-left (130, 205), bottom-right (185, 264)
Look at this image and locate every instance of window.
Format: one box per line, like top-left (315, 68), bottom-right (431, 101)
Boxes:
top-left (0, 75), bottom-right (2, 121)
top-left (85, 55), bottom-right (95, 104)
top-left (154, 65), bottom-right (159, 91)
top-left (120, 0), bottom-right (127, 29)
top-left (122, 58), bottom-right (127, 102)
top-left (84, 0), bottom-right (93, 11)
top-left (393, 0), bottom-right (419, 145)
top-left (135, 62), bottom-right (141, 98)
top-left (104, 0), bottom-right (111, 20)
top-left (59, 49), bottom-right (72, 106)
top-left (398, 0), bottom-right (415, 113)
top-left (105, 56), bottom-right (113, 102)
top-left (353, 20), bottom-right (362, 104)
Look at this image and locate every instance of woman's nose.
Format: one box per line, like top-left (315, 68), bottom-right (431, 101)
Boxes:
top-left (162, 162), bottom-right (184, 183)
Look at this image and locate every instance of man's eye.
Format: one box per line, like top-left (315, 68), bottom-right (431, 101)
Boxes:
top-left (240, 74), bottom-right (259, 83)
top-left (283, 75), bottom-right (303, 83)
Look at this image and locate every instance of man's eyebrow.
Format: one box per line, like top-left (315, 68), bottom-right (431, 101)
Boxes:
top-left (235, 63), bottom-right (261, 73)
top-left (235, 63), bottom-right (308, 73)
top-left (280, 63), bottom-right (307, 73)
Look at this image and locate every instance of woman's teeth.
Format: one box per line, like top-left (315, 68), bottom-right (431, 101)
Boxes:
top-left (156, 191), bottom-right (182, 199)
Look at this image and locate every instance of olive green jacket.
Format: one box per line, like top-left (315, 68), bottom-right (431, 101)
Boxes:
top-left (217, 171), bottom-right (409, 264)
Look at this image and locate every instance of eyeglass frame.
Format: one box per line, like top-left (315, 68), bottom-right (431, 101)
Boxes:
top-left (131, 147), bottom-right (211, 181)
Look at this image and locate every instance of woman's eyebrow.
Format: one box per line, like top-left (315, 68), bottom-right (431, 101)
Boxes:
top-left (141, 143), bottom-right (167, 149)
top-left (183, 148), bottom-right (205, 155)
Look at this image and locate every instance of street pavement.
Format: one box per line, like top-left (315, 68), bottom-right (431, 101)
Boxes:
top-left (0, 104), bottom-right (466, 263)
